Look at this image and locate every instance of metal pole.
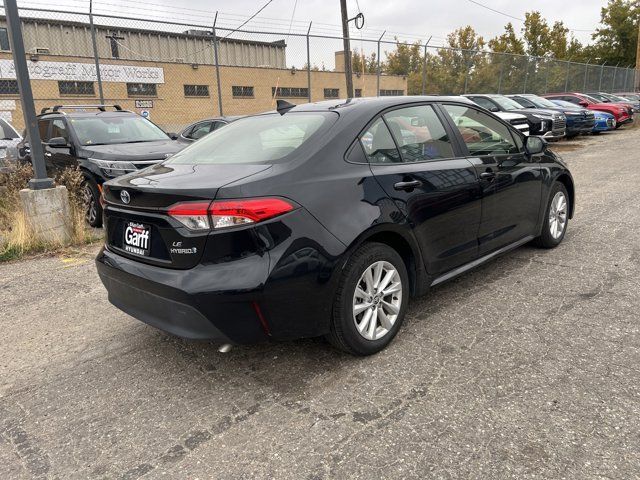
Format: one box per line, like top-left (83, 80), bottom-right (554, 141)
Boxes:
top-left (564, 60), bottom-right (571, 92)
top-left (340, 0), bottom-right (354, 98)
top-left (463, 50), bottom-right (471, 94)
top-left (611, 62), bottom-right (620, 93)
top-left (212, 12), bottom-right (223, 116)
top-left (376, 31), bottom-right (384, 96)
top-left (583, 59), bottom-right (590, 92)
top-left (623, 67), bottom-right (629, 92)
top-left (306, 22), bottom-right (312, 102)
top-left (599, 62), bottom-right (606, 91)
top-left (498, 55), bottom-right (504, 94)
top-left (523, 57), bottom-right (530, 93)
top-left (89, 0), bottom-right (104, 104)
top-left (421, 36), bottom-right (431, 95)
top-left (543, 59), bottom-right (550, 93)
top-left (5, 0), bottom-right (53, 189)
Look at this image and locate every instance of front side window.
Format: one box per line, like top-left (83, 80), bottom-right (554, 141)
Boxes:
top-left (59, 81), bottom-right (95, 96)
top-left (50, 119), bottom-right (69, 141)
top-left (359, 118), bottom-right (400, 164)
top-left (383, 105), bottom-right (454, 162)
top-left (186, 122), bottom-right (212, 140)
top-left (490, 96), bottom-right (524, 111)
top-left (470, 96), bottom-right (499, 112)
top-left (69, 115), bottom-right (168, 145)
top-left (38, 119), bottom-right (51, 142)
top-left (127, 83), bottom-right (157, 97)
top-left (442, 104), bottom-right (519, 156)
top-left (168, 112), bottom-right (336, 165)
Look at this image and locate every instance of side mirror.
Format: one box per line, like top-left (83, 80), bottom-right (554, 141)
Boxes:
top-left (47, 136), bottom-right (69, 148)
top-left (525, 136), bottom-right (546, 155)
top-left (167, 132), bottom-right (179, 140)
top-left (578, 101), bottom-right (589, 107)
top-left (490, 106), bottom-right (500, 113)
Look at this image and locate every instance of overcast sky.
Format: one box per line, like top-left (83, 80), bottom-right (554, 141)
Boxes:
top-left (162, 0), bottom-right (608, 45)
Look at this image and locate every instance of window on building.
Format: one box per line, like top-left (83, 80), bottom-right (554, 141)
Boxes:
top-left (355, 89), bottom-right (362, 98)
top-left (184, 85), bottom-right (209, 97)
top-left (272, 87), bottom-right (308, 98)
top-left (58, 81), bottom-right (95, 96)
top-left (0, 28), bottom-right (10, 51)
top-left (232, 86), bottom-right (254, 98)
top-left (324, 88), bottom-right (339, 99)
top-left (380, 89), bottom-right (404, 96)
top-left (0, 80), bottom-right (19, 95)
top-left (106, 34), bottom-right (123, 59)
top-left (127, 83), bottom-right (157, 97)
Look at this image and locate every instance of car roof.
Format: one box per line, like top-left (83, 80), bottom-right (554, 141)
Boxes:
top-left (278, 95), bottom-right (475, 114)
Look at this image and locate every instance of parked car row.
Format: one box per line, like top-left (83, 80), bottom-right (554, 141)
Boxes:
top-left (12, 91), bottom-right (634, 232)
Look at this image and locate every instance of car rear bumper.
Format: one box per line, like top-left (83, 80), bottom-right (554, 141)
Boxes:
top-left (96, 246), bottom-right (271, 344)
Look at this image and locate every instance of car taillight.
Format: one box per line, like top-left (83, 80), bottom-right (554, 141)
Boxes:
top-left (210, 198), bottom-right (294, 229)
top-left (167, 201), bottom-right (212, 231)
top-left (166, 198), bottom-right (294, 231)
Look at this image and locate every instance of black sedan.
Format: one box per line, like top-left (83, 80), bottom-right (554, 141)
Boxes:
top-left (97, 96), bottom-right (574, 356)
top-left (177, 116), bottom-right (242, 143)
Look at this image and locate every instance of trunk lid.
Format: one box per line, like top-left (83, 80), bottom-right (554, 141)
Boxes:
top-left (103, 162), bottom-right (272, 269)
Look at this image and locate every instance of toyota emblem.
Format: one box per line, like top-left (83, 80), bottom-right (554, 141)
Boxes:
top-left (120, 190), bottom-right (131, 204)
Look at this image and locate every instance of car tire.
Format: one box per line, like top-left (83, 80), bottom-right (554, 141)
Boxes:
top-left (533, 182), bottom-right (569, 249)
top-left (326, 242), bottom-right (409, 356)
top-left (82, 178), bottom-right (103, 228)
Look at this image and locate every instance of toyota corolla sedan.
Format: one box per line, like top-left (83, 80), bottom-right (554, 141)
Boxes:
top-left (97, 96), bottom-right (575, 356)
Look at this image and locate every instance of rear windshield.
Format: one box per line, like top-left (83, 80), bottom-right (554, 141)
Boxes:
top-left (167, 112), bottom-right (337, 165)
top-left (70, 116), bottom-right (169, 145)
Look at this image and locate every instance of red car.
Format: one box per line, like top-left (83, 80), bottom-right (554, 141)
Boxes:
top-left (543, 93), bottom-right (633, 128)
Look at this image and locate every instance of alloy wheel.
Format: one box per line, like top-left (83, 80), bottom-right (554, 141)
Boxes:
top-left (83, 184), bottom-right (97, 225)
top-left (352, 260), bottom-right (403, 341)
top-left (548, 191), bottom-right (567, 240)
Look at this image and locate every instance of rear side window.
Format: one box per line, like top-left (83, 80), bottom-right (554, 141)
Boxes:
top-left (359, 118), bottom-right (400, 164)
top-left (38, 119), bottom-right (51, 142)
top-left (442, 104), bottom-right (519, 156)
top-left (383, 105), bottom-right (454, 162)
top-left (470, 96), bottom-right (498, 112)
top-left (168, 112), bottom-right (336, 165)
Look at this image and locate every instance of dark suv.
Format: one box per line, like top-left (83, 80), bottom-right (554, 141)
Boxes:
top-left (18, 105), bottom-right (185, 227)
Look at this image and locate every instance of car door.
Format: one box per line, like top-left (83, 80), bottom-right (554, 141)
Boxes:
top-left (46, 118), bottom-right (76, 172)
top-left (35, 118), bottom-right (54, 172)
top-left (440, 103), bottom-right (542, 256)
top-left (362, 103), bottom-right (482, 275)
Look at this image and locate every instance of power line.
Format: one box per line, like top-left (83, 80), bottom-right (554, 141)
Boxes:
top-left (464, 0), bottom-right (595, 34)
top-left (222, 0), bottom-right (275, 39)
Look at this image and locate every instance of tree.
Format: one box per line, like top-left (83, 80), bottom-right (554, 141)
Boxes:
top-left (588, 0), bottom-right (640, 65)
top-left (351, 51), bottom-right (378, 74)
top-left (488, 23), bottom-right (525, 55)
top-left (522, 11), bottom-right (551, 57)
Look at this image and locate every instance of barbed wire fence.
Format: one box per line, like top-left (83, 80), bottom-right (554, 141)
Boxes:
top-left (0, 3), bottom-right (637, 132)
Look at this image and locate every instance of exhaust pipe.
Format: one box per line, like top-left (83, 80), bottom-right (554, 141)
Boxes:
top-left (218, 343), bottom-right (232, 353)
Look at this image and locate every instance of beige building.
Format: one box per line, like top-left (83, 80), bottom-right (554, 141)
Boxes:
top-left (0, 16), bottom-right (407, 131)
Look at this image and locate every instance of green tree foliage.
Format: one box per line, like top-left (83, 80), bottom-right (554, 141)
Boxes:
top-left (351, 51), bottom-right (379, 74)
top-left (588, 0), bottom-right (639, 65)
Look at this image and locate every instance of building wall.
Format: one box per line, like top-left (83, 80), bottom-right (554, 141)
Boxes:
top-left (0, 17), bottom-right (287, 68)
top-left (0, 53), bottom-right (407, 132)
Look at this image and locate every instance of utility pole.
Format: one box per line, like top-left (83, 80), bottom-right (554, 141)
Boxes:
top-left (340, 0), bottom-right (354, 98)
top-left (5, 0), bottom-right (52, 189)
top-left (635, 19), bottom-right (640, 91)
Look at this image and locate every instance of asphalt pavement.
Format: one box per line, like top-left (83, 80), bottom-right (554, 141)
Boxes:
top-left (1, 128), bottom-right (639, 479)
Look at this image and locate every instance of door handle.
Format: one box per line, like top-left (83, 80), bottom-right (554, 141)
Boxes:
top-left (394, 179), bottom-right (422, 191)
top-left (479, 171), bottom-right (495, 181)
top-left (44, 152), bottom-right (52, 157)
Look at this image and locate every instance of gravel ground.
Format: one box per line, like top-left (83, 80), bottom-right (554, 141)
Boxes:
top-left (1, 128), bottom-right (639, 479)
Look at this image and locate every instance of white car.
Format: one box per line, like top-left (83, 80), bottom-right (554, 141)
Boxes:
top-left (493, 111), bottom-right (530, 136)
top-left (0, 118), bottom-right (22, 173)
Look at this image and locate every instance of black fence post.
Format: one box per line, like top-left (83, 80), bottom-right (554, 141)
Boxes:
top-left (212, 12), bottom-right (223, 116)
top-left (306, 22), bottom-right (312, 103)
top-left (89, 0), bottom-right (104, 104)
top-left (5, 0), bottom-right (53, 190)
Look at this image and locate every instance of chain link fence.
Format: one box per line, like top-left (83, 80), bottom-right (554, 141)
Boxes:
top-left (0, 4), bottom-right (637, 133)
